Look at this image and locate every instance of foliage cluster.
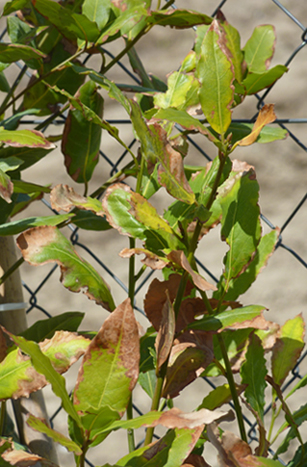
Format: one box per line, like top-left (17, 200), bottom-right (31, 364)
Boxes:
top-left (0, 1), bottom-right (306, 466)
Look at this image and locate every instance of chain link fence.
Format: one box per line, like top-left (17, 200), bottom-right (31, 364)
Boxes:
top-left (1, 0), bottom-right (307, 465)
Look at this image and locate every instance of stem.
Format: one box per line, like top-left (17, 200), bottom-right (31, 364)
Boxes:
top-left (217, 333), bottom-right (247, 442)
top-left (0, 257), bottom-right (24, 286)
top-left (144, 366), bottom-right (166, 446)
top-left (126, 397), bottom-right (135, 452)
top-left (206, 150), bottom-right (227, 211)
top-left (0, 66), bottom-right (28, 117)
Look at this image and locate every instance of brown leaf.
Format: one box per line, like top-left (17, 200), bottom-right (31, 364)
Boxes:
top-left (50, 184), bottom-right (104, 215)
top-left (182, 453), bottom-right (212, 467)
top-left (163, 330), bottom-right (214, 398)
top-left (151, 407), bottom-right (234, 430)
top-left (207, 424), bottom-right (251, 467)
top-left (119, 248), bottom-right (168, 270)
top-left (167, 251), bottom-right (217, 291)
top-left (176, 297), bottom-right (207, 332)
top-left (144, 274), bottom-right (194, 331)
top-left (238, 104), bottom-right (276, 147)
top-left (2, 447), bottom-right (59, 466)
top-left (222, 312), bottom-right (272, 331)
top-left (155, 292), bottom-right (176, 371)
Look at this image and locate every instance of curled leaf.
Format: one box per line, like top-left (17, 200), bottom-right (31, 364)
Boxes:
top-left (50, 184), bottom-right (104, 215)
top-left (119, 247), bottom-right (168, 270)
top-left (236, 104), bottom-right (277, 147)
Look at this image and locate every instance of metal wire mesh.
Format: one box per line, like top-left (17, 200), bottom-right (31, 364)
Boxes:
top-left (1, 0), bottom-right (307, 465)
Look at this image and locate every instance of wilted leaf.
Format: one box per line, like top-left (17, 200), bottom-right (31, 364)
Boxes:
top-left (155, 293), bottom-right (175, 371)
top-left (62, 81), bottom-right (103, 184)
top-left (241, 333), bottom-right (267, 420)
top-left (0, 214), bottom-right (74, 236)
top-left (119, 248), bottom-right (168, 270)
top-left (17, 226), bottom-right (115, 311)
top-left (50, 184), bottom-right (104, 214)
top-left (1, 446), bottom-right (59, 467)
top-left (236, 104), bottom-right (277, 147)
top-left (74, 298), bottom-right (139, 414)
top-left (167, 250), bottom-right (217, 291)
top-left (0, 169), bottom-right (13, 203)
top-left (272, 314), bottom-right (305, 386)
top-left (27, 414), bottom-right (82, 454)
top-left (197, 19), bottom-right (235, 135)
top-left (163, 330), bottom-right (214, 398)
top-left (0, 128), bottom-right (55, 149)
top-left (243, 25), bottom-right (276, 73)
top-left (0, 330), bottom-right (89, 400)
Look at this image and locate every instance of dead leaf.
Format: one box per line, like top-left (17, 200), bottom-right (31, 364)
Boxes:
top-left (144, 274), bottom-right (194, 331)
top-left (167, 251), bottom-right (217, 291)
top-left (238, 104), bottom-right (276, 147)
top-left (119, 247), bottom-right (168, 270)
top-left (150, 407), bottom-right (234, 430)
top-left (155, 292), bottom-right (176, 371)
top-left (2, 446), bottom-right (59, 466)
top-left (50, 184), bottom-right (104, 216)
top-left (163, 330), bottom-right (214, 398)
top-left (182, 453), bottom-right (212, 467)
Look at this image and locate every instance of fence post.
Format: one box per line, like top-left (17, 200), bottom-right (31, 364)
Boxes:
top-left (0, 235), bottom-right (58, 463)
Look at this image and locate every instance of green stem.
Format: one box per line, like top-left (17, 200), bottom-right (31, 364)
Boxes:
top-left (0, 65), bottom-right (28, 117)
top-left (144, 367), bottom-right (166, 446)
top-left (206, 150), bottom-right (227, 211)
top-left (217, 333), bottom-right (247, 442)
top-left (126, 396), bottom-right (135, 452)
top-left (0, 257), bottom-right (24, 286)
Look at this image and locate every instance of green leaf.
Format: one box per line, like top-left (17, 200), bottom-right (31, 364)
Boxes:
top-left (12, 180), bottom-right (50, 194)
top-left (17, 226), bottom-right (115, 311)
top-left (82, 0), bottom-right (111, 30)
top-left (0, 214), bottom-right (73, 236)
top-left (251, 459), bottom-right (284, 467)
top-left (148, 9), bottom-right (212, 28)
top-left (189, 305), bottom-right (265, 331)
top-left (197, 19), bottom-right (234, 135)
top-left (0, 43), bottom-right (45, 63)
top-left (287, 442), bottom-right (307, 467)
top-left (62, 81), bottom-right (103, 183)
top-left (217, 163), bottom-right (261, 294)
top-left (243, 65), bottom-right (288, 94)
top-left (272, 314), bottom-right (305, 386)
top-left (20, 311), bottom-right (84, 342)
top-left (0, 146), bottom-right (52, 171)
top-left (197, 384), bottom-right (233, 410)
top-left (1, 109), bottom-right (41, 131)
top-left (153, 71), bottom-right (198, 110)
top-left (0, 128), bottom-right (55, 149)
top-left (0, 156), bottom-right (23, 173)
top-left (285, 374), bottom-right (307, 400)
top-left (96, 5), bottom-right (148, 44)
top-left (117, 427), bottom-right (201, 467)
top-left (220, 229), bottom-right (279, 301)
top-left (73, 299), bottom-right (139, 414)
top-left (274, 403), bottom-right (307, 458)
top-left (32, 0), bottom-right (100, 42)
top-left (81, 406), bottom-right (120, 447)
top-left (227, 122), bottom-right (288, 146)
top-left (2, 0), bottom-right (29, 15)
top-left (7, 16), bottom-right (34, 44)
top-left (218, 12), bottom-right (244, 83)
top-left (138, 370), bottom-right (156, 399)
top-left (244, 25), bottom-right (276, 73)
top-left (241, 333), bottom-right (267, 420)
top-left (8, 333), bottom-right (82, 428)
top-left (27, 414), bottom-right (82, 454)
top-left (102, 183), bottom-right (184, 252)
top-left (72, 210), bottom-right (111, 231)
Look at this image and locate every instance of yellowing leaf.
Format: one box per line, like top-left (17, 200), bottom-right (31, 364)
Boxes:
top-left (237, 104), bottom-right (277, 147)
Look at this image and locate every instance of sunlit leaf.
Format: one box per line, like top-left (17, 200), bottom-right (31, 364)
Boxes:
top-left (0, 128), bottom-right (55, 149)
top-left (197, 20), bottom-right (234, 135)
top-left (236, 104), bottom-right (277, 147)
top-left (51, 184), bottom-right (104, 215)
top-left (154, 71), bottom-right (199, 111)
top-left (82, 0), bottom-right (111, 30)
top-left (148, 9), bottom-right (212, 28)
top-left (27, 414), bottom-right (82, 454)
top-left (74, 299), bottom-right (139, 414)
top-left (244, 25), bottom-right (276, 72)
top-left (217, 11), bottom-right (244, 83)
top-left (17, 226), bottom-right (115, 311)
top-left (227, 123), bottom-right (288, 146)
top-left (272, 314), bottom-right (305, 386)
top-left (0, 214), bottom-right (73, 236)
top-left (243, 65), bottom-right (288, 95)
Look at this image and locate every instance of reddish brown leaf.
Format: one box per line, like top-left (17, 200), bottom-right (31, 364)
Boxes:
top-left (167, 251), bottom-right (217, 291)
top-left (182, 453), bottom-right (212, 467)
top-left (223, 312), bottom-right (272, 331)
top-left (163, 330), bottom-right (214, 398)
top-left (152, 407), bottom-right (234, 430)
top-left (2, 448), bottom-right (58, 466)
top-left (144, 274), bottom-right (194, 331)
top-left (119, 247), bottom-right (168, 270)
top-left (155, 292), bottom-right (176, 371)
top-left (238, 104), bottom-right (277, 147)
